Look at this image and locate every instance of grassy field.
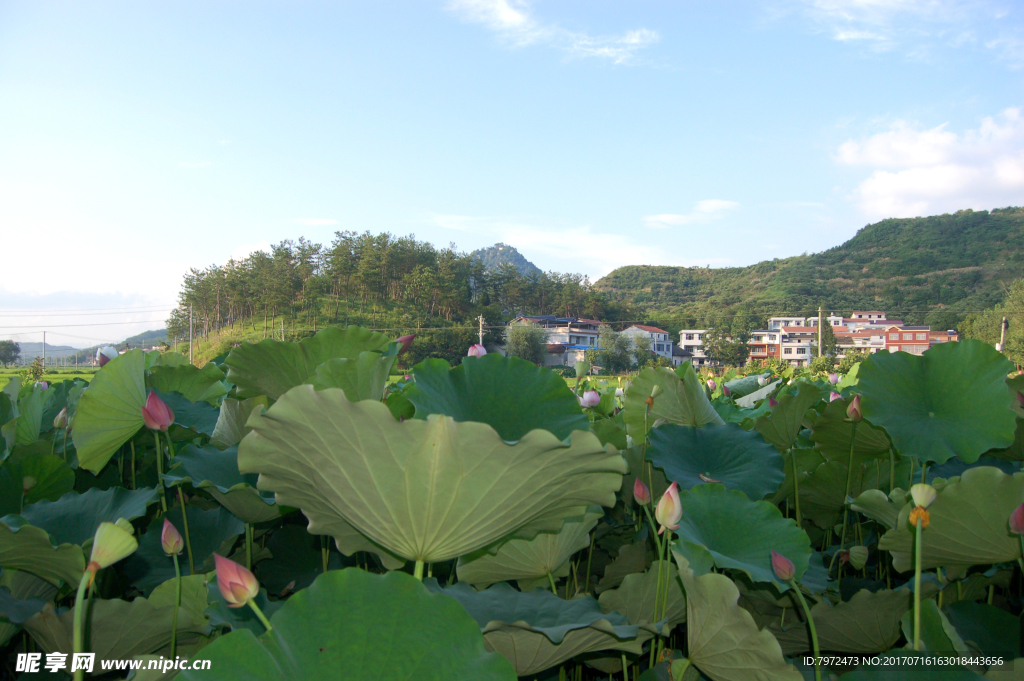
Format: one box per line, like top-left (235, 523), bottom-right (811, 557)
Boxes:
top-left (0, 368), bottom-right (98, 390)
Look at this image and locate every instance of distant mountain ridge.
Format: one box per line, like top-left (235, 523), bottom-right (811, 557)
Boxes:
top-left (471, 243), bottom-right (541, 277)
top-left (595, 207), bottom-right (1024, 330)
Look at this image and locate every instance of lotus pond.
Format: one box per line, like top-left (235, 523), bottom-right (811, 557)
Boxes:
top-left (2, 327), bottom-right (1023, 680)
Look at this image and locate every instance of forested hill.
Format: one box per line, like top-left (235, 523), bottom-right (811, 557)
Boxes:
top-left (471, 243), bottom-right (541, 276)
top-left (595, 207), bottom-right (1024, 329)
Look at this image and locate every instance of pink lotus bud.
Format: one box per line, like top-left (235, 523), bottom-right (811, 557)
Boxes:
top-left (467, 344), bottom-right (487, 358)
top-left (722, 385), bottom-right (731, 397)
top-left (34, 381), bottom-right (48, 391)
top-left (633, 478), bottom-right (651, 505)
top-left (706, 379), bottom-right (716, 391)
top-left (829, 373), bottom-right (839, 385)
top-left (1009, 503), bottom-right (1024, 535)
top-left (214, 553), bottom-right (260, 608)
top-left (161, 519), bottom-right (184, 556)
top-left (830, 391), bottom-right (842, 402)
top-left (768, 396), bottom-right (779, 408)
top-left (396, 334), bottom-right (416, 355)
top-left (403, 375), bottom-right (411, 381)
top-left (655, 482), bottom-right (682, 534)
top-left (96, 346), bottom-right (119, 367)
top-left (846, 395), bottom-right (862, 422)
top-left (579, 390), bottom-right (601, 408)
top-left (142, 391), bottom-right (175, 432)
top-left (771, 550), bottom-right (795, 582)
top-left (53, 407), bottom-right (68, 430)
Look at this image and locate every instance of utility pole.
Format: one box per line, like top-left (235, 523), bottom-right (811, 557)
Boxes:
top-left (189, 304), bottom-right (194, 365)
top-left (997, 317), bottom-right (1008, 353)
top-left (42, 331), bottom-right (46, 367)
top-left (477, 315), bottom-right (485, 346)
top-left (817, 306), bottom-right (823, 357)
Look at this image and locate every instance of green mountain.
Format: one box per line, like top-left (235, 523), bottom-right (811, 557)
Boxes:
top-left (471, 243), bottom-right (541, 277)
top-left (595, 207), bottom-right (1024, 331)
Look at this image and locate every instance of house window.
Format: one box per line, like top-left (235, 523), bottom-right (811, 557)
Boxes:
top-left (796, 348), bottom-right (806, 354)
top-left (892, 346), bottom-right (900, 352)
top-left (697, 334), bottom-right (703, 340)
top-left (903, 333), bottom-right (913, 340)
top-left (916, 333), bottom-right (926, 340)
top-left (769, 335), bottom-right (776, 341)
top-left (783, 348), bottom-right (793, 355)
top-left (889, 333), bottom-right (899, 340)
top-left (685, 333), bottom-right (694, 340)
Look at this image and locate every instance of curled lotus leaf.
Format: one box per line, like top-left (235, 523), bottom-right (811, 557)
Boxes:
top-left (624, 365), bottom-right (724, 440)
top-left (767, 588), bottom-right (909, 655)
top-left (239, 385), bottom-right (626, 563)
top-left (754, 381), bottom-right (824, 452)
top-left (210, 397), bottom-right (267, 449)
top-left (163, 444), bottom-right (279, 524)
top-left (181, 569), bottom-right (516, 681)
top-left (878, 466), bottom-right (1024, 572)
top-left (0, 517), bottom-right (84, 586)
top-left (857, 340), bottom-right (1017, 465)
top-left (457, 507), bottom-right (603, 589)
top-left (428, 580), bottom-right (646, 677)
top-left (71, 349), bottom-right (147, 473)
top-left (146, 363), bottom-right (228, 406)
top-left (224, 326), bottom-right (392, 400)
top-left (598, 560), bottom-right (686, 635)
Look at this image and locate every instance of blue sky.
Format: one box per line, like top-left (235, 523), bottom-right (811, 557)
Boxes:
top-left (1, 0), bottom-right (1022, 346)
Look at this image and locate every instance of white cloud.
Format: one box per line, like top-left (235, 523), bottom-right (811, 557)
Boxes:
top-left (837, 107), bottom-right (1024, 217)
top-left (432, 214), bottom-right (727, 278)
top-left (643, 200), bottom-right (740, 229)
top-left (292, 218), bottom-right (339, 226)
top-left (447, 0), bottom-right (659, 64)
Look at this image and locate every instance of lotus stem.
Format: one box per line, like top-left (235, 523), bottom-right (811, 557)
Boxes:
top-left (130, 440), bottom-right (136, 489)
top-left (913, 517), bottom-right (923, 651)
top-left (72, 572), bottom-right (91, 681)
top-left (547, 572), bottom-right (558, 596)
top-left (621, 653), bottom-right (629, 681)
top-left (888, 448), bottom-right (894, 494)
top-left (832, 421), bottom-right (858, 580)
top-left (154, 431), bottom-right (167, 513)
top-left (247, 599), bottom-right (273, 633)
top-left (245, 524), bottom-right (253, 571)
top-left (789, 580), bottom-right (820, 681)
top-left (177, 486), bottom-right (194, 574)
top-left (790, 448), bottom-right (802, 527)
top-left (584, 532), bottom-right (595, 594)
top-left (988, 584), bottom-right (994, 605)
top-left (62, 428), bottom-right (68, 462)
top-left (413, 559), bottom-right (424, 581)
top-left (170, 553), bottom-right (181, 658)
top-left (321, 536), bottom-right (329, 573)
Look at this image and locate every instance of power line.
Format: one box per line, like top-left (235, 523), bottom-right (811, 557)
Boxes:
top-left (0, 319), bottom-right (168, 330)
top-left (0, 308), bottom-right (173, 318)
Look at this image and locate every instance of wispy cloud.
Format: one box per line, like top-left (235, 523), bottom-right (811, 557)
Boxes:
top-left (432, 214), bottom-right (726, 278)
top-left (447, 0), bottom-right (659, 64)
top-left (836, 107), bottom-right (1024, 218)
top-left (643, 200), bottom-right (740, 229)
top-left (292, 218), bottom-right (339, 226)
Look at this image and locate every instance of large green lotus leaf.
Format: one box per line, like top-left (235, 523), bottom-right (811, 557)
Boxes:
top-left (154, 389), bottom-right (220, 437)
top-left (210, 397), bottom-right (265, 449)
top-left (809, 395), bottom-right (892, 466)
top-left (308, 348), bottom-right (399, 403)
top-left (405, 354), bottom-right (589, 442)
top-left (671, 484), bottom-right (811, 590)
top-left (150, 351), bottom-right (190, 368)
top-left (0, 569), bottom-right (58, 647)
top-left (724, 373), bottom-right (772, 399)
top-left (182, 569), bottom-right (516, 681)
top-left (210, 396), bottom-right (268, 449)
top-left (71, 349), bottom-right (147, 472)
top-left (850, 489), bottom-right (901, 530)
top-left (624, 365), bottom-right (724, 439)
top-left (252, 525), bottom-right (342, 595)
top-left (14, 387), bottom-right (44, 445)
top-left (676, 556), bottom-right (800, 681)
top-left (164, 444), bottom-right (279, 524)
top-left (858, 340), bottom-right (1017, 464)
top-left (23, 589), bottom-right (209, 667)
top-left (224, 326), bottom-right (392, 400)
top-left (206, 579), bottom-right (284, 635)
top-left (648, 423), bottom-right (784, 500)
top-left (150, 573), bottom-right (210, 630)
top-left (900, 598), bottom-right (969, 655)
top-left (768, 588), bottom-right (908, 655)
top-left (0, 517), bottom-right (84, 585)
top-left (770, 447), bottom-right (825, 507)
top-left (735, 379), bottom-right (783, 408)
top-left (123, 505), bottom-right (244, 594)
top-left (428, 580), bottom-right (645, 677)
top-left (943, 601), bottom-right (1019, 658)
top-left (799, 457), bottom-right (911, 530)
top-left (987, 417), bottom-right (1024, 462)
top-left (597, 540), bottom-right (650, 593)
top-left (592, 417), bottom-right (628, 450)
top-left (239, 386), bottom-right (625, 563)
top-left (0, 453), bottom-right (74, 516)
top-left (754, 382), bottom-right (823, 452)
top-left (457, 507), bottom-right (603, 588)
top-left (714, 399), bottom-right (771, 427)
top-left (1007, 374), bottom-right (1024, 418)
top-left (19, 486), bottom-right (158, 546)
top-left (598, 560), bottom-right (686, 635)
top-left (147, 363), bottom-right (228, 406)
top-left (878, 467), bottom-right (1024, 572)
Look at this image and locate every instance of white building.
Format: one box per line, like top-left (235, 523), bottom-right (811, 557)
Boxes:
top-left (621, 325), bottom-right (674, 362)
top-left (677, 329), bottom-right (720, 367)
top-left (509, 315), bottom-right (605, 367)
